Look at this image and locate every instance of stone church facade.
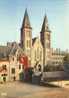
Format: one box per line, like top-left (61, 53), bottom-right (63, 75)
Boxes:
top-left (20, 9), bottom-right (51, 68)
top-left (0, 9), bottom-right (66, 82)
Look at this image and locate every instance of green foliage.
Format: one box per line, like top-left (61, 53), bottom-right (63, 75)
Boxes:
top-left (63, 53), bottom-right (69, 64)
top-left (63, 53), bottom-right (69, 71)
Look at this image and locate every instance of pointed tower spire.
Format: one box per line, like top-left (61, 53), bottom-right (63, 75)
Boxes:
top-left (40, 14), bottom-right (51, 66)
top-left (22, 8), bottom-right (31, 29)
top-left (41, 14), bottom-right (50, 32)
top-left (20, 9), bottom-right (32, 66)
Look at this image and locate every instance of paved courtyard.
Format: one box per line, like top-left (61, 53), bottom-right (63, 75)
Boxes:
top-left (0, 81), bottom-right (69, 98)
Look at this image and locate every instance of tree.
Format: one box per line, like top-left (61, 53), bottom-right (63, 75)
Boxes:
top-left (63, 53), bottom-right (69, 72)
top-left (63, 53), bottom-right (69, 64)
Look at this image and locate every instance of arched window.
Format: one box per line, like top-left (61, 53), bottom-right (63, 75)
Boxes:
top-left (2, 65), bottom-right (7, 70)
top-left (38, 64), bottom-right (41, 71)
top-left (19, 65), bottom-right (21, 69)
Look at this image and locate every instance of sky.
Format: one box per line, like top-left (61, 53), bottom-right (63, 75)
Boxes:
top-left (0, 0), bottom-right (69, 51)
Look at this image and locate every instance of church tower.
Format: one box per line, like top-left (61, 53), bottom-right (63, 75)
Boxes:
top-left (40, 14), bottom-right (51, 66)
top-left (21, 9), bottom-right (32, 66)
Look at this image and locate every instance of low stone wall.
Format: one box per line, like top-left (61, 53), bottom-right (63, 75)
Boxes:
top-left (42, 71), bottom-right (69, 82)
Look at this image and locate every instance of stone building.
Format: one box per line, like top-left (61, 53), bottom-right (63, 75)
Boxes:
top-left (40, 15), bottom-right (51, 66)
top-left (51, 48), bottom-right (65, 66)
top-left (0, 9), bottom-right (67, 82)
top-left (21, 9), bottom-right (32, 66)
top-left (20, 9), bottom-right (51, 69)
top-left (31, 37), bottom-right (43, 70)
top-left (0, 43), bottom-right (23, 82)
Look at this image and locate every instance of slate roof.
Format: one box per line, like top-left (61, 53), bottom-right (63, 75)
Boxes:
top-left (32, 37), bottom-right (37, 45)
top-left (10, 43), bottom-right (24, 57)
top-left (41, 15), bottom-right (51, 32)
top-left (21, 9), bottom-right (31, 29)
top-left (0, 43), bottom-right (24, 60)
top-left (0, 46), bottom-right (11, 60)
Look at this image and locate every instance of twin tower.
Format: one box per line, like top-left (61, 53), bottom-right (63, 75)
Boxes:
top-left (21, 9), bottom-right (51, 67)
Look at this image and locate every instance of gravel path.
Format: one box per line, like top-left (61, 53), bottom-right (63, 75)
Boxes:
top-left (0, 81), bottom-right (69, 98)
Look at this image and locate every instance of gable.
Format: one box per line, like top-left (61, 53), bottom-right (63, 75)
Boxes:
top-left (32, 38), bottom-right (43, 49)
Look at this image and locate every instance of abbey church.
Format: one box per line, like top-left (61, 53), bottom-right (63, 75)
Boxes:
top-left (21, 9), bottom-right (51, 68)
top-left (0, 9), bottom-right (66, 82)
